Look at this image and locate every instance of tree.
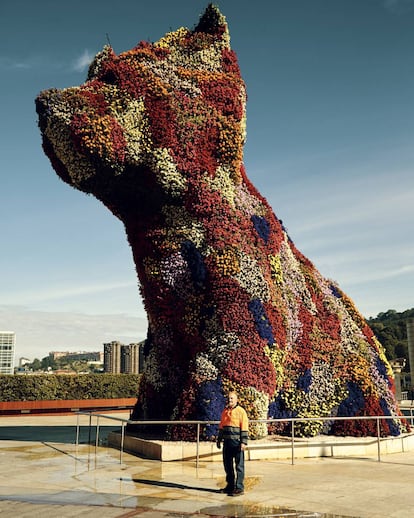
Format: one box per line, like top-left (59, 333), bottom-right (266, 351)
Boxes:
top-left (29, 358), bottom-right (42, 371)
top-left (41, 356), bottom-right (57, 371)
top-left (367, 308), bottom-right (414, 371)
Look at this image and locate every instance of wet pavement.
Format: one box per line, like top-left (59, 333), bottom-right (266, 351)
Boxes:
top-left (1, 414), bottom-right (413, 517)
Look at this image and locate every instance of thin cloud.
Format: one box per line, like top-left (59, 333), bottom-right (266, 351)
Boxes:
top-left (12, 61), bottom-right (31, 69)
top-left (0, 56), bottom-right (32, 70)
top-left (340, 264), bottom-right (414, 285)
top-left (383, 0), bottom-right (414, 13)
top-left (341, 265), bottom-right (414, 294)
top-left (0, 53), bottom-right (78, 72)
top-left (5, 280), bottom-right (138, 306)
top-left (374, 264), bottom-right (414, 281)
top-left (265, 159), bottom-right (414, 238)
top-left (72, 49), bottom-right (94, 72)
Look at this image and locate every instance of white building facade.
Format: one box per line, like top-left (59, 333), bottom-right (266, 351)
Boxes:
top-left (0, 332), bottom-right (15, 374)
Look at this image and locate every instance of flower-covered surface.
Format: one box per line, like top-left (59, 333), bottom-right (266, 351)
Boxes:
top-left (36, 5), bottom-right (408, 440)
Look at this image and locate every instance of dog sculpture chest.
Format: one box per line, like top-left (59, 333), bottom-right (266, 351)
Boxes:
top-left (36, 5), bottom-right (405, 439)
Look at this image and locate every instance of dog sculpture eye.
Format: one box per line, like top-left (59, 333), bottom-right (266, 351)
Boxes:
top-left (100, 69), bottom-right (117, 86)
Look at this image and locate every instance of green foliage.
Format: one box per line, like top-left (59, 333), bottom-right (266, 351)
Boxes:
top-left (367, 308), bottom-right (414, 368)
top-left (26, 355), bottom-right (101, 373)
top-left (40, 356), bottom-right (57, 370)
top-left (30, 359), bottom-right (42, 371)
top-left (0, 374), bottom-right (140, 402)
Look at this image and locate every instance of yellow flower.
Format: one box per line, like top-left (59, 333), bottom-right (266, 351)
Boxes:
top-left (269, 254), bottom-right (283, 285)
top-left (155, 26), bottom-right (190, 49)
top-left (211, 247), bottom-right (240, 276)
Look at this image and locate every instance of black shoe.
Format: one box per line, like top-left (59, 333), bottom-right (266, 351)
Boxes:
top-left (231, 489), bottom-right (245, 496)
top-left (219, 486), bottom-right (233, 494)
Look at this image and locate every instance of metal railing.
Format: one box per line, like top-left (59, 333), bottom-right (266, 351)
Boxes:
top-left (401, 403), bottom-right (414, 425)
top-left (75, 411), bottom-right (414, 466)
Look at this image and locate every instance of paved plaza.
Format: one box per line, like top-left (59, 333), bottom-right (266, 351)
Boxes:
top-left (0, 413), bottom-right (413, 517)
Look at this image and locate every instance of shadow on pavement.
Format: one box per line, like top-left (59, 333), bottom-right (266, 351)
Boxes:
top-left (131, 477), bottom-right (221, 493)
top-left (0, 425), bottom-right (122, 443)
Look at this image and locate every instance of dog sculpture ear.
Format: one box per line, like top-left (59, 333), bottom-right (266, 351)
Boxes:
top-left (194, 3), bottom-right (229, 40)
top-left (87, 45), bottom-right (117, 81)
top-left (153, 4), bottom-right (230, 56)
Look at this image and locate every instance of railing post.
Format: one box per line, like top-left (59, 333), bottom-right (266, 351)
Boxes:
top-left (291, 419), bottom-right (295, 465)
top-left (120, 422), bottom-right (125, 464)
top-left (196, 423), bottom-right (200, 468)
top-left (75, 413), bottom-right (80, 447)
top-left (377, 417), bottom-right (381, 462)
top-left (88, 412), bottom-right (92, 445)
top-left (95, 415), bottom-right (100, 449)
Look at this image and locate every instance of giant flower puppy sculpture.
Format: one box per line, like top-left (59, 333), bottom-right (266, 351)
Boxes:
top-left (36, 5), bottom-right (407, 439)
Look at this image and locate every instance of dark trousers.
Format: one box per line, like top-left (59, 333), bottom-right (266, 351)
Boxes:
top-left (222, 441), bottom-right (245, 491)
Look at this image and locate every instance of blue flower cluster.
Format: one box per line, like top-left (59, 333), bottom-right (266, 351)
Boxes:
top-left (330, 284), bottom-right (342, 299)
top-left (268, 394), bottom-right (298, 419)
top-left (181, 240), bottom-right (207, 288)
top-left (337, 381), bottom-right (365, 416)
top-left (248, 298), bottom-right (274, 346)
top-left (196, 378), bottom-right (226, 438)
top-left (251, 215), bottom-right (270, 243)
top-left (379, 398), bottom-right (400, 436)
top-left (375, 357), bottom-right (390, 385)
top-left (296, 368), bottom-right (312, 393)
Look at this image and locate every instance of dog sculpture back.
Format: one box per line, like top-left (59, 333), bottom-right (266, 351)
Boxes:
top-left (36, 5), bottom-right (406, 439)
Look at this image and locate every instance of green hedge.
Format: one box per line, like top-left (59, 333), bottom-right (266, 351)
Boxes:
top-left (0, 374), bottom-right (140, 402)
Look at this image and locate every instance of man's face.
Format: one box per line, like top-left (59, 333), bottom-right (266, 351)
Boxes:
top-left (228, 393), bottom-right (238, 408)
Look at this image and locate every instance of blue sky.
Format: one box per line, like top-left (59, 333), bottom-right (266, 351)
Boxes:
top-left (1, 0), bottom-right (413, 361)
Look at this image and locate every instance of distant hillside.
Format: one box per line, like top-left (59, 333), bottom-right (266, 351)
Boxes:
top-left (367, 308), bottom-right (414, 367)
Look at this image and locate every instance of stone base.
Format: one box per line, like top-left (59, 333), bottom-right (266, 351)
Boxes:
top-left (108, 431), bottom-right (414, 461)
top-left (108, 432), bottom-right (220, 461)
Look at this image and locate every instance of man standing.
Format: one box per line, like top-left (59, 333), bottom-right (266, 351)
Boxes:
top-left (217, 391), bottom-right (249, 496)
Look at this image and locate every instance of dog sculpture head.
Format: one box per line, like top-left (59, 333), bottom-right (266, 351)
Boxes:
top-left (36, 5), bottom-right (247, 218)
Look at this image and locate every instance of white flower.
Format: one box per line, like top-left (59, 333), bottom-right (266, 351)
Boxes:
top-left (162, 205), bottom-right (205, 247)
top-left (116, 98), bottom-right (152, 165)
top-left (202, 330), bottom-right (241, 368)
top-left (149, 148), bottom-right (187, 196)
top-left (280, 236), bottom-right (316, 314)
top-left (194, 353), bottom-right (218, 381)
top-left (44, 116), bottom-right (95, 183)
top-left (234, 252), bottom-right (270, 301)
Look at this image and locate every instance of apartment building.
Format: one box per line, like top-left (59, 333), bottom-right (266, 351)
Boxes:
top-left (0, 331), bottom-right (15, 374)
top-left (104, 341), bottom-right (122, 373)
top-left (103, 341), bottom-right (143, 374)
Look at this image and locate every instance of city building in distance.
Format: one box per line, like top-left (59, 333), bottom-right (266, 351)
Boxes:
top-left (49, 351), bottom-right (103, 362)
top-left (0, 332), bottom-right (15, 374)
top-left (104, 341), bottom-right (144, 374)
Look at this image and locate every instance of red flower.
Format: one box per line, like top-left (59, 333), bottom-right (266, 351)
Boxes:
top-left (223, 340), bottom-right (277, 396)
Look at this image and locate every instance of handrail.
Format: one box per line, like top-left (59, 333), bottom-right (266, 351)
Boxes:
top-left (75, 411), bottom-right (413, 466)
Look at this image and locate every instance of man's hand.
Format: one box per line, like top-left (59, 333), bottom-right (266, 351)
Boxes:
top-left (241, 444), bottom-right (247, 452)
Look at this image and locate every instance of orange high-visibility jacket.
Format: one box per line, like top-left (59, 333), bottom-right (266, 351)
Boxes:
top-left (218, 404), bottom-right (249, 445)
